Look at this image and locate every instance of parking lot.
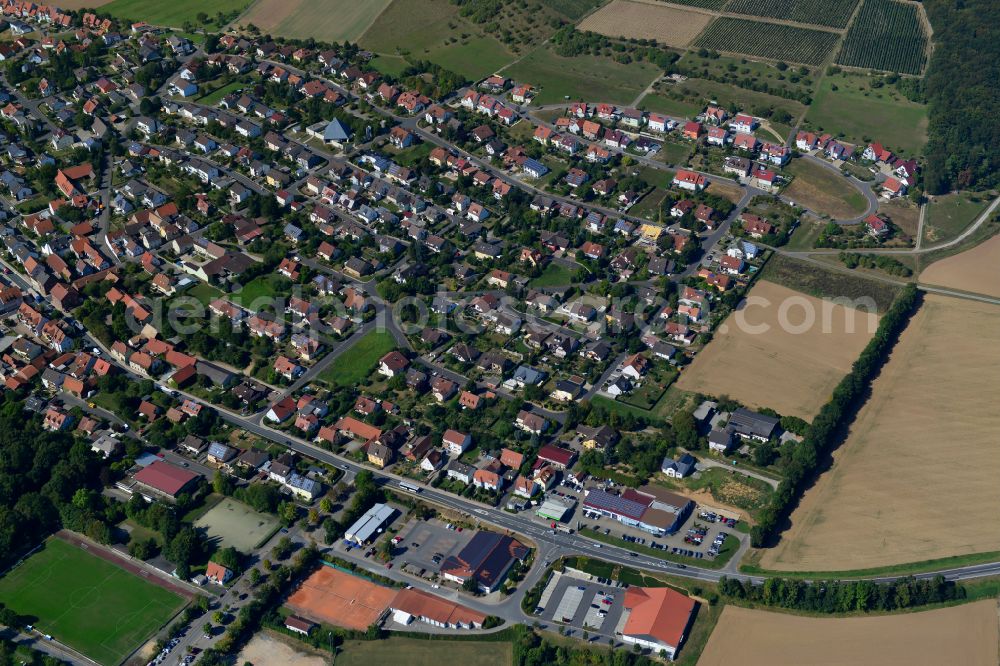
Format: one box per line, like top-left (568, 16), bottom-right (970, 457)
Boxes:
top-left (577, 501), bottom-right (740, 562)
top-left (538, 572), bottom-right (627, 639)
top-left (389, 518), bottom-right (475, 577)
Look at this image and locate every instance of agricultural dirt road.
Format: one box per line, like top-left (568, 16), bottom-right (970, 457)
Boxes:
top-left (794, 192), bottom-right (1000, 255)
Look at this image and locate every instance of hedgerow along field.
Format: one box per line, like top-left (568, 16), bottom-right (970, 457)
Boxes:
top-left (675, 280), bottom-right (879, 420)
top-left (657, 0), bottom-right (725, 8)
top-left (760, 295), bottom-right (1000, 572)
top-left (694, 18), bottom-right (840, 66)
top-left (0, 537), bottom-right (187, 665)
top-left (836, 0), bottom-right (928, 74)
top-left (723, 0), bottom-right (861, 29)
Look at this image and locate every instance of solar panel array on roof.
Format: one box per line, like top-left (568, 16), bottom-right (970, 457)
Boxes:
top-left (583, 488), bottom-right (648, 521)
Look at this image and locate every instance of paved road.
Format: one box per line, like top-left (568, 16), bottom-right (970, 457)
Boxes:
top-left (789, 193), bottom-right (1000, 255)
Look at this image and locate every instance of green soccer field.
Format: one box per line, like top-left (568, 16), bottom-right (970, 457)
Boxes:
top-left (0, 538), bottom-right (187, 666)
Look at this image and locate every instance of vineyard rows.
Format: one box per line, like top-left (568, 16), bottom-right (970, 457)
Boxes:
top-left (694, 18), bottom-right (840, 65)
top-left (836, 0), bottom-right (927, 74)
top-left (659, 0), bottom-right (726, 10)
top-left (722, 0), bottom-right (861, 29)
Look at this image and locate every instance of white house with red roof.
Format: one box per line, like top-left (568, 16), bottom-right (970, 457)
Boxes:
top-left (672, 170), bottom-right (706, 192)
top-left (729, 113), bottom-right (756, 134)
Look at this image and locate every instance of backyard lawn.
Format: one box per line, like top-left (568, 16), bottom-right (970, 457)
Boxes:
top-left (529, 262), bottom-right (576, 288)
top-left (184, 281), bottom-right (224, 306)
top-left (197, 80), bottom-right (244, 107)
top-left (231, 275), bottom-right (292, 308)
top-left (319, 330), bottom-right (396, 386)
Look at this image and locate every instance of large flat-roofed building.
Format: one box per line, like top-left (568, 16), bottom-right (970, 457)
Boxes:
top-left (584, 486), bottom-right (694, 536)
top-left (132, 460), bottom-right (201, 500)
top-left (535, 497), bottom-right (573, 522)
top-left (621, 586), bottom-right (697, 659)
top-left (583, 488), bottom-right (648, 526)
top-left (440, 531), bottom-right (529, 593)
top-left (345, 503), bottom-right (396, 545)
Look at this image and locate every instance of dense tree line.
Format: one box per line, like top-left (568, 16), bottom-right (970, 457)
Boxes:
top-left (0, 396), bottom-right (110, 569)
top-left (513, 625), bottom-right (662, 665)
top-left (922, 0), bottom-right (1000, 192)
top-left (719, 575), bottom-right (964, 613)
top-left (839, 252), bottom-right (913, 276)
top-left (124, 494), bottom-right (208, 579)
top-left (549, 27), bottom-right (679, 69)
top-left (752, 284), bottom-right (920, 547)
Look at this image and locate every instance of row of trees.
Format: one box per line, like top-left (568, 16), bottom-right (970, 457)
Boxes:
top-left (0, 395), bottom-right (108, 570)
top-left (839, 252), bottom-right (913, 277)
top-left (549, 26), bottom-right (679, 70)
top-left (751, 284), bottom-right (920, 547)
top-left (719, 575), bottom-right (964, 614)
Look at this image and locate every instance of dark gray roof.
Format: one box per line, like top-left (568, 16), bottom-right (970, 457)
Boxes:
top-left (729, 408), bottom-right (779, 439)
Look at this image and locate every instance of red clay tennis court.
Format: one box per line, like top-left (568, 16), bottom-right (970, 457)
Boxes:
top-left (285, 566), bottom-right (396, 630)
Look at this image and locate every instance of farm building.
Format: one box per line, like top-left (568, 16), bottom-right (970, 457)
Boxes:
top-left (729, 408), bottom-right (780, 441)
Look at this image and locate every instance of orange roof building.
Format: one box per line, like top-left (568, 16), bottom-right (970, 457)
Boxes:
top-left (389, 588), bottom-right (486, 629)
top-left (621, 586), bottom-right (697, 659)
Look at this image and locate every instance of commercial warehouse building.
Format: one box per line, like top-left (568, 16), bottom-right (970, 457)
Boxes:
top-left (345, 503), bottom-right (396, 545)
top-left (621, 586), bottom-right (697, 659)
top-left (583, 485), bottom-right (693, 536)
top-left (390, 588), bottom-right (486, 629)
top-left (535, 497), bottom-right (573, 522)
top-left (440, 530), bottom-right (530, 593)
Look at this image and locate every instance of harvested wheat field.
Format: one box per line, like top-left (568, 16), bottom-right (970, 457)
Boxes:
top-left (286, 566), bottom-right (396, 630)
top-left (761, 295), bottom-right (1000, 572)
top-left (676, 280), bottom-right (879, 419)
top-left (237, 0), bottom-right (393, 41)
top-left (577, 0), bottom-right (712, 47)
top-left (919, 233), bottom-right (1000, 299)
top-left (699, 601), bottom-right (1000, 666)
